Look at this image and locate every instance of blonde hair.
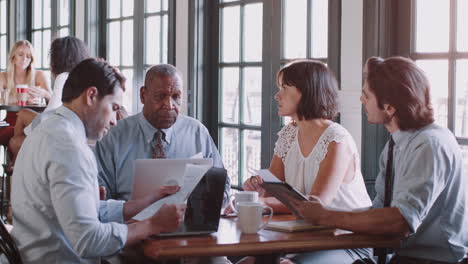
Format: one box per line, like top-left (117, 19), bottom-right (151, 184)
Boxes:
top-left (5, 40), bottom-right (36, 104)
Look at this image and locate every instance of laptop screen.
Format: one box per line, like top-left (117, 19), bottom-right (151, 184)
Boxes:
top-left (184, 167), bottom-right (227, 232)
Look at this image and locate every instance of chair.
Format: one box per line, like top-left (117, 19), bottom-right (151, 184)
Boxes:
top-left (0, 218), bottom-right (22, 264)
top-left (0, 111), bottom-right (15, 221)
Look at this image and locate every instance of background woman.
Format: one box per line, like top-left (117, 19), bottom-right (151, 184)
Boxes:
top-left (242, 60), bottom-right (372, 264)
top-left (8, 36), bottom-right (90, 161)
top-left (0, 40), bottom-right (50, 105)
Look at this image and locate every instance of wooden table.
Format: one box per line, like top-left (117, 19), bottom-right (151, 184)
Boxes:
top-left (0, 104), bottom-right (46, 113)
top-left (143, 215), bottom-right (401, 263)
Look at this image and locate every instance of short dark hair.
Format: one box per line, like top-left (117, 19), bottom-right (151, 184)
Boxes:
top-left (49, 36), bottom-right (90, 76)
top-left (364, 56), bottom-right (434, 131)
top-left (144, 64), bottom-right (182, 88)
top-left (62, 58), bottom-right (126, 103)
top-left (277, 60), bottom-right (339, 121)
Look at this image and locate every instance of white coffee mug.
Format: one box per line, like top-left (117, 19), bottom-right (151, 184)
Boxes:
top-left (237, 202), bottom-right (273, 234)
top-left (229, 191), bottom-right (259, 213)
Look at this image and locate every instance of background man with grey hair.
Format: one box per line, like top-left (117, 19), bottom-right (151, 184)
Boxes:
top-left (95, 64), bottom-right (229, 203)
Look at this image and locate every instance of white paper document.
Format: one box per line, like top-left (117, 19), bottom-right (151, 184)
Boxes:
top-left (132, 164), bottom-right (211, 221)
top-left (257, 169), bottom-right (281, 183)
top-left (131, 158), bottom-right (213, 201)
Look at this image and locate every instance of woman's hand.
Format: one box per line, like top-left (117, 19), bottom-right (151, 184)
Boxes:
top-left (242, 175), bottom-right (265, 196)
top-left (222, 204), bottom-right (235, 215)
top-left (28, 85), bottom-right (51, 102)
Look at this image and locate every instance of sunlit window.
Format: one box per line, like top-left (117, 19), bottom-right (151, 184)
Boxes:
top-left (31, 0), bottom-right (73, 80)
top-left (218, 1), bottom-right (263, 188)
top-left (217, 0), bottom-right (331, 188)
top-left (413, 0), bottom-right (468, 172)
top-left (106, 0), bottom-right (171, 114)
top-left (0, 0), bottom-right (8, 71)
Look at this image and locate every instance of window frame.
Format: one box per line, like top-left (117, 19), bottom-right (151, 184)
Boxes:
top-left (27, 0), bottom-right (76, 71)
top-left (0, 0), bottom-right (9, 71)
top-left (408, 0), bottom-right (468, 145)
top-left (96, 0), bottom-right (176, 114)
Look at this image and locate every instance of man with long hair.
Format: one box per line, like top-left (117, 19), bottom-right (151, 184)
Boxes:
top-left (289, 56), bottom-right (467, 264)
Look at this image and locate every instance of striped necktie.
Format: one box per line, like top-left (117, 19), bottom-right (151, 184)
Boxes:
top-left (384, 136), bottom-right (395, 207)
top-left (376, 136), bottom-right (395, 264)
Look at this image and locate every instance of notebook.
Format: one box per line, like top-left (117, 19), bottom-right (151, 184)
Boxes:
top-left (259, 181), bottom-right (309, 217)
top-left (153, 167), bottom-right (228, 237)
top-left (266, 220), bottom-right (330, 232)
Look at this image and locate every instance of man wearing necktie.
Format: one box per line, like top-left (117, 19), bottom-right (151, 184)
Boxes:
top-left (94, 64), bottom-right (229, 203)
top-left (289, 57), bottom-right (467, 264)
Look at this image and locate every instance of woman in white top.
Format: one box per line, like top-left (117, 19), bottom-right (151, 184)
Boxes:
top-left (8, 36), bottom-right (90, 161)
top-left (242, 60), bottom-right (372, 264)
top-left (0, 40), bottom-right (51, 105)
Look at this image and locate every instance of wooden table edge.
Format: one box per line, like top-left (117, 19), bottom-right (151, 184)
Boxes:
top-left (143, 235), bottom-right (401, 259)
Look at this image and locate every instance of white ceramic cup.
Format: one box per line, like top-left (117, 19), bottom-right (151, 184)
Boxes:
top-left (237, 202), bottom-right (273, 234)
top-left (229, 191), bottom-right (259, 213)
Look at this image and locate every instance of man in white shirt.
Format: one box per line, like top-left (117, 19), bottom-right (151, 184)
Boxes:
top-left (11, 58), bottom-right (185, 264)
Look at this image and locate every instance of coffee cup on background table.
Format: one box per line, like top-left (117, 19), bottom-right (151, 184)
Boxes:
top-left (16, 84), bottom-right (29, 106)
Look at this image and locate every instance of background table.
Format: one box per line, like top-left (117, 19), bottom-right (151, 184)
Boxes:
top-left (0, 104), bottom-right (46, 113)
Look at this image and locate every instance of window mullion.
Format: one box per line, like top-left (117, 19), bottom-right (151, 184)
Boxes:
top-left (306, 0), bottom-right (311, 58)
top-left (448, 0), bottom-right (457, 131)
top-left (51, 0), bottom-right (57, 37)
top-left (135, 0), bottom-right (144, 112)
top-left (41, 30), bottom-right (45, 69)
top-left (238, 3), bottom-right (245, 185)
top-left (159, 0), bottom-right (163, 65)
top-left (260, 0), bottom-right (281, 169)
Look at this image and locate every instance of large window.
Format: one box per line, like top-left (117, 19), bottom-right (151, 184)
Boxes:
top-left (31, 0), bottom-right (74, 78)
top-left (104, 0), bottom-right (173, 114)
top-left (411, 0), bottom-right (468, 171)
top-left (0, 0), bottom-right (8, 71)
top-left (213, 0), bottom-right (338, 188)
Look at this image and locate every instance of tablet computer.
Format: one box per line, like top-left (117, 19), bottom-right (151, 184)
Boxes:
top-left (259, 181), bottom-right (308, 217)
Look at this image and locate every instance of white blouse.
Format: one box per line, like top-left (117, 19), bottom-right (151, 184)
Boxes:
top-left (45, 72), bottom-right (69, 112)
top-left (24, 72), bottom-right (68, 136)
top-left (274, 122), bottom-right (372, 210)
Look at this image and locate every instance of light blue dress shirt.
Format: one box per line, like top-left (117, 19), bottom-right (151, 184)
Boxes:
top-left (94, 112), bottom-right (229, 201)
top-left (373, 123), bottom-right (468, 262)
top-left (11, 106), bottom-right (128, 264)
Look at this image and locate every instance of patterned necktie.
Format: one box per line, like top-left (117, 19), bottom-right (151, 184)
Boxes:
top-left (152, 130), bottom-right (166, 159)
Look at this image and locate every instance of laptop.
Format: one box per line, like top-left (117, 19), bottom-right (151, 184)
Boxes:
top-left (131, 158), bottom-right (213, 201)
top-left (154, 167), bottom-right (228, 237)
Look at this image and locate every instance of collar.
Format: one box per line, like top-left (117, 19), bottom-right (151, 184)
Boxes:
top-left (55, 105), bottom-right (87, 143)
top-left (390, 129), bottom-right (412, 149)
top-left (138, 112), bottom-right (173, 144)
